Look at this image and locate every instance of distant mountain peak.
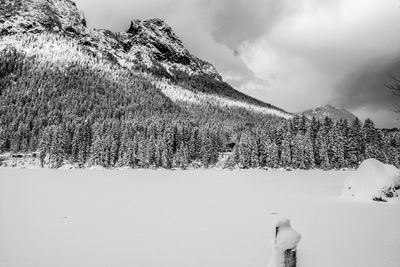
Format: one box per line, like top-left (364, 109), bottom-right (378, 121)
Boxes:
top-left (300, 104), bottom-right (358, 122)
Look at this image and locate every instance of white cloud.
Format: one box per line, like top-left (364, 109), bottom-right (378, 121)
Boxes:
top-left (236, 0), bottom-right (400, 126)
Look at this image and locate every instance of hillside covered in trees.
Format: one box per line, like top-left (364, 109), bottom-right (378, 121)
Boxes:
top-left (0, 0), bottom-right (399, 170)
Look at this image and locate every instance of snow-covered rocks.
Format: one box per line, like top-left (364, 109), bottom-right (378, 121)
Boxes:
top-left (0, 0), bottom-right (86, 36)
top-left (125, 19), bottom-right (222, 80)
top-left (76, 18), bottom-right (223, 80)
top-left (268, 218), bottom-right (301, 267)
top-left (1, 1), bottom-right (221, 81)
top-left (342, 158), bottom-right (400, 201)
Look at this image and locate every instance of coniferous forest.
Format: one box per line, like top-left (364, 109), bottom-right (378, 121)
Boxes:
top-left (0, 33), bottom-right (399, 170)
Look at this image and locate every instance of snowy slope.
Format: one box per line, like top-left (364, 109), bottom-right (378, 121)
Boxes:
top-left (155, 81), bottom-right (292, 119)
top-left (0, 169), bottom-right (399, 267)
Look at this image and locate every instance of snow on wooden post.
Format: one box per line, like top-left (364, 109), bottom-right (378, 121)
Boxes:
top-left (268, 218), bottom-right (301, 267)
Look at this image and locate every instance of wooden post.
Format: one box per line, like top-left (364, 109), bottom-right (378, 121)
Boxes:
top-left (284, 248), bottom-right (297, 267)
top-left (268, 218), bottom-right (300, 267)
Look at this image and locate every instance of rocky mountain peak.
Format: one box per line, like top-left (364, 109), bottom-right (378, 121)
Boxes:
top-left (124, 18), bottom-right (221, 80)
top-left (128, 19), bottom-right (176, 39)
top-left (0, 0), bottom-right (222, 80)
top-left (0, 0), bottom-right (86, 36)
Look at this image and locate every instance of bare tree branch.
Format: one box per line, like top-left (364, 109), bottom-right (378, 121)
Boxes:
top-left (385, 75), bottom-right (400, 102)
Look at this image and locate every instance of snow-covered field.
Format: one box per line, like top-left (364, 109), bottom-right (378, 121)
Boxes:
top-left (0, 169), bottom-right (399, 267)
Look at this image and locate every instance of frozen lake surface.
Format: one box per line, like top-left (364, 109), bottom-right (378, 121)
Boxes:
top-left (0, 169), bottom-right (399, 267)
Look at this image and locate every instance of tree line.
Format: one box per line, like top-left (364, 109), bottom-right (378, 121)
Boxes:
top-left (226, 116), bottom-right (400, 170)
top-left (5, 114), bottom-right (400, 170)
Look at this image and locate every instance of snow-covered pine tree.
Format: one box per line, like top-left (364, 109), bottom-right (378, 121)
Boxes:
top-left (363, 118), bottom-right (377, 145)
top-left (136, 132), bottom-right (147, 168)
top-left (292, 133), bottom-right (305, 169)
top-left (280, 131), bottom-right (292, 168)
top-left (109, 122), bottom-right (121, 167)
top-left (71, 126), bottom-right (81, 163)
top-left (375, 130), bottom-right (388, 163)
top-left (351, 118), bottom-right (364, 164)
top-left (188, 128), bottom-right (200, 161)
top-left (154, 136), bottom-right (163, 168)
top-left (89, 124), bottom-right (103, 167)
top-left (310, 117), bottom-right (320, 161)
top-left (0, 128), bottom-right (7, 153)
top-left (315, 130), bottom-right (330, 169)
top-left (173, 142), bottom-right (189, 169)
top-left (144, 138), bottom-right (155, 168)
top-left (38, 127), bottom-right (52, 167)
top-left (117, 125), bottom-right (130, 167)
top-left (266, 141), bottom-right (279, 169)
top-left (332, 125), bottom-right (345, 169)
top-left (345, 124), bottom-right (359, 167)
top-left (238, 131), bottom-right (253, 168)
top-left (258, 136), bottom-right (271, 168)
top-left (304, 130), bottom-right (315, 169)
top-left (200, 132), bottom-right (213, 168)
top-left (48, 126), bottom-right (66, 169)
top-left (250, 134), bottom-right (259, 168)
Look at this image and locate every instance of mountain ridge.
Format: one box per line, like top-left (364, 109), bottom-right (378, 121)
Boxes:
top-left (0, 0), bottom-right (290, 118)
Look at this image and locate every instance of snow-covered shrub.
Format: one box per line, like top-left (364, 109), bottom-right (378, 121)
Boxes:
top-left (342, 158), bottom-right (400, 201)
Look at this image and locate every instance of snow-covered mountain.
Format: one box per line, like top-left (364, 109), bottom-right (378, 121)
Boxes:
top-left (0, 0), bottom-right (290, 119)
top-left (80, 19), bottom-right (223, 81)
top-left (300, 104), bottom-right (358, 122)
top-left (0, 0), bottom-right (86, 35)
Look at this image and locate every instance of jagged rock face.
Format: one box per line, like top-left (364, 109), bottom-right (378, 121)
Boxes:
top-left (127, 19), bottom-right (190, 64)
top-left (79, 19), bottom-right (222, 80)
top-left (0, 0), bottom-right (221, 80)
top-left (0, 0), bottom-right (86, 36)
top-left (124, 19), bottom-right (221, 79)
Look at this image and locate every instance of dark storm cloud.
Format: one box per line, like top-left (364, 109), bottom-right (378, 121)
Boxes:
top-left (74, 0), bottom-right (400, 128)
top-left (337, 60), bottom-right (400, 111)
top-left (335, 59), bottom-right (400, 127)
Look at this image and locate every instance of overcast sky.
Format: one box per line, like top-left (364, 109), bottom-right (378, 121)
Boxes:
top-left (75, 0), bottom-right (400, 128)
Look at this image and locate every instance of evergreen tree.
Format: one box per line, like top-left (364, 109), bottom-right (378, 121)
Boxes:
top-left (250, 134), bottom-right (259, 168)
top-left (280, 132), bottom-right (292, 168)
top-left (304, 130), bottom-right (315, 169)
top-left (173, 142), bottom-right (189, 169)
top-left (258, 136), bottom-right (271, 168)
top-left (48, 126), bottom-right (66, 169)
top-left (266, 141), bottom-right (279, 169)
top-left (315, 130), bottom-right (329, 169)
top-left (238, 132), bottom-right (253, 168)
top-left (363, 118), bottom-right (377, 145)
top-left (292, 133), bottom-right (305, 169)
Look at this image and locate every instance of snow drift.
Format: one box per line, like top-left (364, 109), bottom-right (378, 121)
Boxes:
top-left (342, 158), bottom-right (400, 201)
